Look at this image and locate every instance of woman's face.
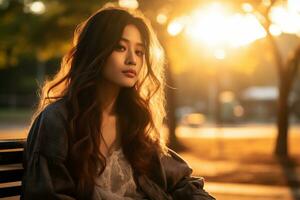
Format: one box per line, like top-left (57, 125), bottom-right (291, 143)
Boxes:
top-left (102, 24), bottom-right (145, 88)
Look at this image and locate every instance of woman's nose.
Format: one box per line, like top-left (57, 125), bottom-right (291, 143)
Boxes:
top-left (125, 48), bottom-right (136, 66)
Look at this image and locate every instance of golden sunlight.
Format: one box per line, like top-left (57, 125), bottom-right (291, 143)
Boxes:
top-left (118, 0), bottom-right (139, 9)
top-left (269, 24), bottom-right (282, 36)
top-left (156, 13), bottom-right (168, 25)
top-left (183, 3), bottom-right (266, 48)
top-left (288, 0), bottom-right (300, 13)
top-left (167, 18), bottom-right (185, 36)
top-left (226, 14), bottom-right (266, 48)
top-left (269, 3), bottom-right (300, 35)
top-left (184, 3), bottom-right (229, 46)
top-left (214, 49), bottom-right (226, 60)
top-left (220, 91), bottom-right (235, 103)
top-left (241, 3), bottom-right (253, 13)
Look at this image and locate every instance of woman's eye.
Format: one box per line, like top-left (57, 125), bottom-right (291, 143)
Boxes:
top-left (114, 44), bottom-right (126, 51)
top-left (136, 50), bottom-right (145, 57)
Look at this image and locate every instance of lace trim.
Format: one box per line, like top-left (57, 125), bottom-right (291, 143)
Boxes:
top-left (93, 147), bottom-right (145, 200)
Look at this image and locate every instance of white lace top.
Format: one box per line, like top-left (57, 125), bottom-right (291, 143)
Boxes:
top-left (93, 144), bottom-right (146, 200)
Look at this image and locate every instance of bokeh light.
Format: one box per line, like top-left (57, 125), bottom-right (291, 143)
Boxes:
top-left (242, 3), bottom-right (253, 13)
top-left (29, 1), bottom-right (46, 15)
top-left (184, 3), bottom-right (229, 46)
top-left (220, 91), bottom-right (235, 103)
top-left (156, 13), bottom-right (168, 25)
top-left (269, 4), bottom-right (300, 35)
top-left (269, 24), bottom-right (282, 36)
top-left (233, 105), bottom-right (244, 117)
top-left (118, 0), bottom-right (139, 9)
top-left (167, 18), bottom-right (185, 36)
top-left (182, 3), bottom-right (266, 48)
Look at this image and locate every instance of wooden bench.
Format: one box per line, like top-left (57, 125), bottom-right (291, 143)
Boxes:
top-left (0, 139), bottom-right (26, 198)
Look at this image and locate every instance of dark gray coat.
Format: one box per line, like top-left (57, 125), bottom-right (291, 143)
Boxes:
top-left (21, 100), bottom-right (215, 200)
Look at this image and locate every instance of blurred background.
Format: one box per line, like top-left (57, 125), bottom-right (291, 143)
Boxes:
top-left (0, 0), bottom-right (300, 199)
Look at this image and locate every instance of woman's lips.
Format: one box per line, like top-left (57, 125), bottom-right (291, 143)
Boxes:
top-left (122, 70), bottom-right (136, 78)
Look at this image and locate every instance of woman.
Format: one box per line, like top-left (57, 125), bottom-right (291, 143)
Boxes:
top-left (21, 3), bottom-right (215, 200)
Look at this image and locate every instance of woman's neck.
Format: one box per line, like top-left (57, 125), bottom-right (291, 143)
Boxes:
top-left (98, 80), bottom-right (120, 117)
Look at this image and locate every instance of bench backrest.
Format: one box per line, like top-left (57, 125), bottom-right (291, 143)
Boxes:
top-left (0, 139), bottom-right (26, 198)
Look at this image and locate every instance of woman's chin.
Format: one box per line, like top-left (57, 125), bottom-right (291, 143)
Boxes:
top-left (118, 80), bottom-right (137, 88)
top-left (121, 83), bottom-right (135, 88)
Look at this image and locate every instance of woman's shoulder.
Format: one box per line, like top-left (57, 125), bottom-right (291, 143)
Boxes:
top-left (32, 98), bottom-right (68, 133)
top-left (26, 98), bottom-right (69, 160)
top-left (41, 98), bottom-right (68, 121)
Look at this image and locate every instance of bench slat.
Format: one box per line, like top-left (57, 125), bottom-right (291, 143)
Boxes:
top-left (0, 140), bottom-right (25, 150)
top-left (0, 186), bottom-right (22, 198)
top-left (0, 151), bottom-right (23, 165)
top-left (0, 168), bottom-right (24, 183)
top-left (0, 139), bottom-right (26, 197)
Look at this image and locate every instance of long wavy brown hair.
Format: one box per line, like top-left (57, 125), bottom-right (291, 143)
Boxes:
top-left (33, 3), bottom-right (168, 199)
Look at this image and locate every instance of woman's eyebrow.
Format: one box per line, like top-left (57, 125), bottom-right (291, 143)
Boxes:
top-left (120, 38), bottom-right (145, 48)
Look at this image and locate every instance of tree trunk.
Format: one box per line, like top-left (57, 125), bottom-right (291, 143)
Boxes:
top-left (263, 19), bottom-right (291, 157)
top-left (275, 79), bottom-right (289, 156)
top-left (165, 63), bottom-right (186, 151)
top-left (255, 0), bottom-right (291, 157)
top-left (274, 45), bottom-right (300, 156)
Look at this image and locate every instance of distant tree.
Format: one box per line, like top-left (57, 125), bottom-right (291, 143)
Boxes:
top-left (0, 0), bottom-right (108, 69)
top-left (253, 0), bottom-right (300, 157)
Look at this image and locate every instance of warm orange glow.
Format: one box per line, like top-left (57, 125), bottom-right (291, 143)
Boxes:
top-left (220, 91), bottom-right (235, 103)
top-left (242, 3), bottom-right (253, 13)
top-left (181, 113), bottom-right (206, 127)
top-left (184, 3), bottom-right (229, 46)
top-left (167, 1), bottom-right (300, 50)
top-left (165, 1), bottom-right (300, 76)
top-left (214, 49), bottom-right (226, 60)
top-left (118, 0), bottom-right (139, 9)
top-left (184, 4), bottom-right (266, 48)
top-left (234, 105), bottom-right (244, 117)
top-left (269, 4), bottom-right (300, 35)
top-left (156, 13), bottom-right (168, 25)
top-left (167, 18), bottom-right (185, 36)
top-left (269, 24), bottom-right (282, 36)
top-left (288, 0), bottom-right (300, 13)
top-left (227, 14), bottom-right (266, 47)
top-left (262, 0), bottom-right (271, 7)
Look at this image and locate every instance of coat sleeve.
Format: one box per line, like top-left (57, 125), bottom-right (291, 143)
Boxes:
top-left (163, 149), bottom-right (216, 200)
top-left (170, 176), bottom-right (215, 200)
top-left (21, 103), bottom-right (76, 200)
